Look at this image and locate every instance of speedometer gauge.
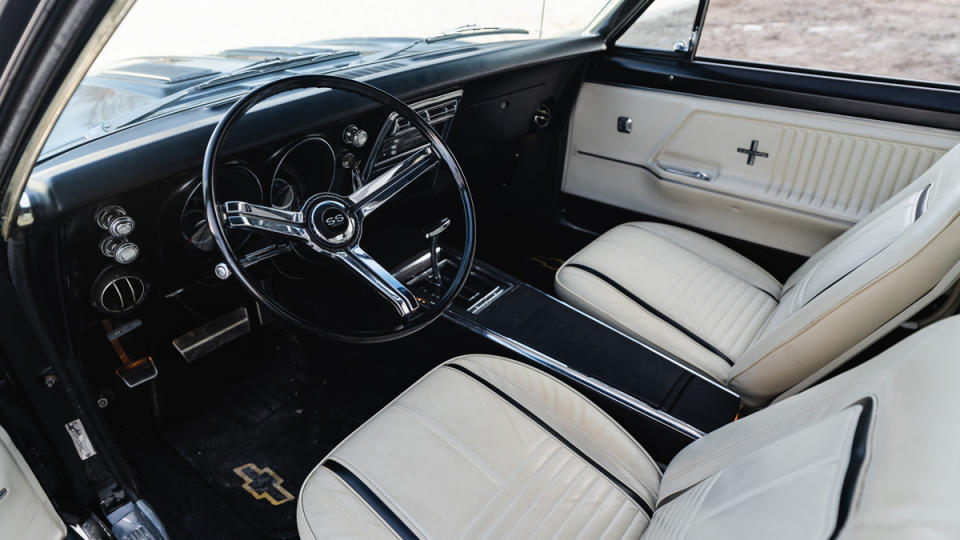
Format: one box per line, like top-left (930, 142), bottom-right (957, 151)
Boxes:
top-left (270, 136), bottom-right (337, 209)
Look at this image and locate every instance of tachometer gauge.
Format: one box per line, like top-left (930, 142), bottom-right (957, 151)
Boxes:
top-left (180, 164), bottom-right (263, 253)
top-left (270, 177), bottom-right (298, 210)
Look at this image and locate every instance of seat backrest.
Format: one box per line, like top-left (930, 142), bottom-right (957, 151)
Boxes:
top-left (644, 316), bottom-right (960, 539)
top-left (729, 143), bottom-right (960, 404)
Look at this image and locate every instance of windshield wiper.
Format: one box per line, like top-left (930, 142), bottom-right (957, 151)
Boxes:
top-left (425, 24), bottom-right (529, 43)
top-left (195, 49), bottom-right (358, 90)
top-left (371, 24), bottom-right (529, 61)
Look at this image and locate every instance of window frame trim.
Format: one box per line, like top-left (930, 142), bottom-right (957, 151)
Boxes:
top-left (609, 0), bottom-right (960, 93)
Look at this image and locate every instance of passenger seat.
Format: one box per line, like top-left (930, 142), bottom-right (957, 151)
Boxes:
top-left (556, 143), bottom-right (960, 404)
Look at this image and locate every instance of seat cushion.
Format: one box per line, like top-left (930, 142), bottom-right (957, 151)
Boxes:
top-left (299, 319), bottom-right (960, 540)
top-left (648, 316), bottom-right (960, 539)
top-left (297, 355), bottom-right (662, 539)
top-left (555, 222), bottom-right (781, 382)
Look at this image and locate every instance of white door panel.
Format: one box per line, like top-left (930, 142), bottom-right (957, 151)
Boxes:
top-left (0, 426), bottom-right (65, 539)
top-left (563, 83), bottom-right (960, 255)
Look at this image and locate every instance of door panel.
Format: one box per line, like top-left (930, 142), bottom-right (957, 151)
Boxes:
top-left (563, 83), bottom-right (960, 255)
top-left (0, 425), bottom-right (65, 539)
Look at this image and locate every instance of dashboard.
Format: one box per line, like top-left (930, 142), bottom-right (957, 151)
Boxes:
top-left (19, 35), bottom-right (600, 347)
top-left (62, 90), bottom-right (463, 327)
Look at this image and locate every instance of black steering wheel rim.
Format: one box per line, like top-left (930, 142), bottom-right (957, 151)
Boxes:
top-left (203, 75), bottom-right (476, 343)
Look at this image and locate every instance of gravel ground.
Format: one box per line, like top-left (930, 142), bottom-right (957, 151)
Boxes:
top-left (622, 0), bottom-right (960, 85)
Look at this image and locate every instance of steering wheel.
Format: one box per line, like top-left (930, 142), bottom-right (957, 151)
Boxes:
top-left (202, 75), bottom-right (476, 342)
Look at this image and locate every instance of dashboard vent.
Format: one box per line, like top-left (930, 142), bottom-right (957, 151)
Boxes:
top-left (101, 63), bottom-right (218, 84)
top-left (93, 272), bottom-right (147, 314)
top-left (339, 61), bottom-right (406, 79)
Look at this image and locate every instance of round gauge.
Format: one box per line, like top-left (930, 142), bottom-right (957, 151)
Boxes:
top-left (270, 177), bottom-right (297, 210)
top-left (270, 136), bottom-right (338, 208)
top-left (180, 164), bottom-right (263, 253)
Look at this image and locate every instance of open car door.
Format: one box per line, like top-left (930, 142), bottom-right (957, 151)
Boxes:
top-left (0, 425), bottom-right (65, 538)
top-left (0, 1), bottom-right (152, 539)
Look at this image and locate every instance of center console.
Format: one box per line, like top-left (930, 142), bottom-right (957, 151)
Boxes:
top-left (396, 247), bottom-right (741, 463)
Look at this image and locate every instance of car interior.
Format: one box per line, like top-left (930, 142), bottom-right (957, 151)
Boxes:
top-left (2, 0), bottom-right (960, 539)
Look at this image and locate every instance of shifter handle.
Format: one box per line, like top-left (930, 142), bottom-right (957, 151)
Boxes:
top-left (423, 217), bottom-right (451, 239)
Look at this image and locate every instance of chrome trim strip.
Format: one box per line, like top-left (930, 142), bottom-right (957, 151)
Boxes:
top-left (576, 150), bottom-right (857, 227)
top-left (656, 161), bottom-right (713, 181)
top-left (467, 285), bottom-right (507, 314)
top-left (445, 310), bottom-right (706, 440)
top-left (364, 90), bottom-right (463, 179)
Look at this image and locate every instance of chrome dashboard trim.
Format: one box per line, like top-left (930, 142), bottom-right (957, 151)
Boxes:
top-left (445, 309), bottom-right (707, 440)
top-left (364, 89), bottom-right (463, 179)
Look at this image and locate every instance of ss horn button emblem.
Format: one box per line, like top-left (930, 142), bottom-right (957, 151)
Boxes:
top-left (320, 207), bottom-right (348, 234)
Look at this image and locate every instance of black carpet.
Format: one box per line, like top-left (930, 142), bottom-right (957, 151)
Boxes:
top-left (160, 332), bottom-right (404, 539)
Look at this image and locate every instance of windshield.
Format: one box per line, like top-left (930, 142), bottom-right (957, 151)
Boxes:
top-left (43, 0), bottom-right (613, 158)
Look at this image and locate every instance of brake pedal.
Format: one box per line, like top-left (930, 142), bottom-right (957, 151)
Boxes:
top-left (103, 320), bottom-right (158, 388)
top-left (115, 356), bottom-right (158, 388)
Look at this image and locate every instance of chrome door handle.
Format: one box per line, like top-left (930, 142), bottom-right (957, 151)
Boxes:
top-left (656, 162), bottom-right (713, 181)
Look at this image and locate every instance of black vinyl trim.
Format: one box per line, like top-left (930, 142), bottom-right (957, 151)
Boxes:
top-left (831, 398), bottom-right (874, 539)
top-left (799, 245), bottom-right (889, 307)
top-left (589, 54), bottom-right (960, 131)
top-left (656, 482), bottom-right (695, 509)
top-left (656, 397), bottom-right (873, 527)
top-left (323, 459), bottom-right (419, 539)
top-left (564, 263), bottom-right (736, 366)
top-left (445, 363), bottom-right (655, 516)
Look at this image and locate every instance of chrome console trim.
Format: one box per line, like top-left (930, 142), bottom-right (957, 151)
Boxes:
top-left (445, 309), bottom-right (706, 440)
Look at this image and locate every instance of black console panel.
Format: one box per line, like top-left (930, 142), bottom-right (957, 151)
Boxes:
top-left (397, 248), bottom-right (741, 462)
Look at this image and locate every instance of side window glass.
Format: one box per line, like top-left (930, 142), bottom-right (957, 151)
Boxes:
top-left (697, 0), bottom-right (960, 85)
top-left (615, 0), bottom-right (700, 53)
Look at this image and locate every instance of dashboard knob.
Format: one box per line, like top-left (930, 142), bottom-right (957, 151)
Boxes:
top-left (100, 236), bottom-right (140, 264)
top-left (96, 205), bottom-right (136, 237)
top-left (214, 262), bottom-right (232, 280)
top-left (342, 125), bottom-right (368, 148)
top-left (108, 215), bottom-right (136, 236)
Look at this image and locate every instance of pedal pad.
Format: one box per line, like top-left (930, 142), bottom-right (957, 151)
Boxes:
top-left (172, 307), bottom-right (250, 363)
top-left (115, 356), bottom-right (158, 388)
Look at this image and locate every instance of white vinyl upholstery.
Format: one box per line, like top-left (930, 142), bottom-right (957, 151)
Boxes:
top-left (556, 143), bottom-right (960, 403)
top-left (298, 318), bottom-right (960, 539)
top-left (555, 222), bottom-right (780, 382)
top-left (298, 355), bottom-right (662, 539)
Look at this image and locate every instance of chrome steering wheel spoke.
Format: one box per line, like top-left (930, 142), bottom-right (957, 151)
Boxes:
top-left (337, 245), bottom-right (421, 317)
top-left (204, 75), bottom-right (475, 342)
top-left (220, 201), bottom-right (310, 241)
top-left (348, 146), bottom-right (439, 219)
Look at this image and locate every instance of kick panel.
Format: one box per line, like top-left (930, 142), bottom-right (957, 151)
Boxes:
top-left (563, 83), bottom-right (960, 254)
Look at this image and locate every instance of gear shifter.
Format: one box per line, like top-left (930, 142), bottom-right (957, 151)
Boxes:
top-left (423, 217), bottom-right (451, 286)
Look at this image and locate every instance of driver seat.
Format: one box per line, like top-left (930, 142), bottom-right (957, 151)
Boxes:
top-left (297, 317), bottom-right (960, 539)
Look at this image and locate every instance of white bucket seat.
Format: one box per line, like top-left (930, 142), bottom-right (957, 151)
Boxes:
top-left (555, 144), bottom-right (960, 403)
top-left (296, 317), bottom-right (960, 539)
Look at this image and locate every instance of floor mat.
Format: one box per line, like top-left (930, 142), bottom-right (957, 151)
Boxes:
top-left (478, 214), bottom-right (597, 294)
top-left (162, 333), bottom-right (402, 539)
